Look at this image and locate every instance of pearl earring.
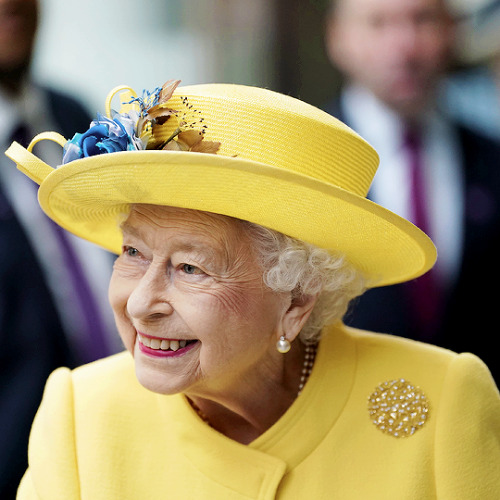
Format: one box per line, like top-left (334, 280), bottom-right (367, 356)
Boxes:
top-left (276, 335), bottom-right (291, 353)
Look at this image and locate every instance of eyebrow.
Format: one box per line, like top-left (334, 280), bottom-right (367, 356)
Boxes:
top-left (119, 221), bottom-right (218, 258)
top-left (119, 221), bottom-right (144, 241)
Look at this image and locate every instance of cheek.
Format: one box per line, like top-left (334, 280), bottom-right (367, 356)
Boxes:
top-left (422, 36), bottom-right (449, 66)
top-left (205, 285), bottom-right (284, 340)
top-left (204, 278), bottom-right (278, 332)
top-left (211, 284), bottom-right (259, 319)
top-left (341, 33), bottom-right (384, 78)
top-left (108, 273), bottom-right (136, 351)
top-left (108, 271), bottom-right (130, 313)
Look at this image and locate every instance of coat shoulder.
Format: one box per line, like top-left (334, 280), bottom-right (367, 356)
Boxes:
top-left (70, 352), bottom-right (150, 408)
top-left (342, 325), bottom-right (495, 390)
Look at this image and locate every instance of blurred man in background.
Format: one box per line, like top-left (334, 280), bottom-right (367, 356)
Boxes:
top-left (0, 1), bottom-right (117, 497)
top-left (324, 0), bottom-right (500, 381)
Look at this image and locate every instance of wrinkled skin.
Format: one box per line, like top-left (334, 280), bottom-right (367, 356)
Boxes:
top-left (109, 205), bottom-right (316, 442)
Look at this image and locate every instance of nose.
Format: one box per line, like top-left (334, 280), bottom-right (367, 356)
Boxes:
top-left (126, 262), bottom-right (174, 321)
top-left (389, 20), bottom-right (421, 60)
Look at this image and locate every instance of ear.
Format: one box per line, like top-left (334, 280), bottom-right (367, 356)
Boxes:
top-left (279, 293), bottom-right (319, 343)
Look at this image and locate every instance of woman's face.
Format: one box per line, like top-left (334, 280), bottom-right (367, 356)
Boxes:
top-left (109, 204), bottom-right (289, 396)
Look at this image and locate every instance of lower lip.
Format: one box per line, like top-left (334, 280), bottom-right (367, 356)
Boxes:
top-left (137, 339), bottom-right (198, 358)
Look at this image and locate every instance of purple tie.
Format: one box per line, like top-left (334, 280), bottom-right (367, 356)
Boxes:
top-left (402, 126), bottom-right (442, 339)
top-left (48, 221), bottom-right (110, 362)
top-left (12, 124), bottom-right (110, 362)
top-left (403, 126), bottom-right (429, 231)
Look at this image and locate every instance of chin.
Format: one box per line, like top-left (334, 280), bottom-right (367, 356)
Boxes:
top-left (135, 365), bottom-right (183, 395)
top-left (387, 95), bottom-right (427, 118)
top-left (386, 87), bottom-right (431, 116)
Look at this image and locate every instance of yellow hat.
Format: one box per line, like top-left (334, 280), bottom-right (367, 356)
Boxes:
top-left (5, 81), bottom-right (436, 287)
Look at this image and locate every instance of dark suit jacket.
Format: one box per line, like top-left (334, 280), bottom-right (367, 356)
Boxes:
top-left (0, 87), bottom-right (92, 499)
top-left (324, 97), bottom-right (500, 384)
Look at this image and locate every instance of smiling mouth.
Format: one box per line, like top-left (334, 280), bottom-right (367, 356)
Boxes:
top-left (137, 334), bottom-right (196, 352)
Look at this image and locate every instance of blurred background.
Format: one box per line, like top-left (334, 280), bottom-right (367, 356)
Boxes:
top-left (33, 0), bottom-right (277, 113)
top-left (32, 0), bottom-right (500, 117)
top-left (32, 0), bottom-right (341, 112)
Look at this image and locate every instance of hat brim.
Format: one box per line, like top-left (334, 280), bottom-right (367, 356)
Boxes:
top-left (38, 150), bottom-right (436, 288)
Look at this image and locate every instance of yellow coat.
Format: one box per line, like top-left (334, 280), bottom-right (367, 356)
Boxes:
top-left (18, 324), bottom-right (500, 499)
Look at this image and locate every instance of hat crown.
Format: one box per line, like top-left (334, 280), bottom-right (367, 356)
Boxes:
top-left (167, 84), bottom-right (379, 197)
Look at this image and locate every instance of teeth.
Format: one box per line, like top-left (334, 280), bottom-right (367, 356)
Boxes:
top-left (138, 334), bottom-right (189, 351)
top-left (140, 335), bottom-right (151, 348)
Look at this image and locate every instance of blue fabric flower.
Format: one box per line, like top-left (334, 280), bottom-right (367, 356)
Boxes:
top-left (62, 112), bottom-right (143, 164)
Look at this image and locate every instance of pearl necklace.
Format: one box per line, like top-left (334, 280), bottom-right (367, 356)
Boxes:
top-left (190, 342), bottom-right (318, 424)
top-left (298, 343), bottom-right (317, 396)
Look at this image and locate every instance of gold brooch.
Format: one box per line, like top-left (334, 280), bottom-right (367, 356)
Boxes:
top-left (368, 379), bottom-right (429, 438)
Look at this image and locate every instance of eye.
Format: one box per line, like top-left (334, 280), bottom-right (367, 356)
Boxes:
top-left (181, 263), bottom-right (203, 275)
top-left (124, 246), bottom-right (139, 257)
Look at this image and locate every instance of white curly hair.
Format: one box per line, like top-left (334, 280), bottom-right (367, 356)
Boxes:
top-left (242, 221), bottom-right (367, 344)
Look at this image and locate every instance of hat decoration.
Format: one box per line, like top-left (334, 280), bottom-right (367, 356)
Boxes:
top-left (62, 80), bottom-right (221, 165)
top-left (5, 79), bottom-right (437, 288)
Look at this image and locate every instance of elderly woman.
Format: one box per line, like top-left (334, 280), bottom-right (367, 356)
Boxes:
top-left (6, 80), bottom-right (500, 499)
